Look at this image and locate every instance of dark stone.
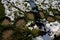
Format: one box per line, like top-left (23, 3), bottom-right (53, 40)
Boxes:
top-left (35, 21), bottom-right (45, 29)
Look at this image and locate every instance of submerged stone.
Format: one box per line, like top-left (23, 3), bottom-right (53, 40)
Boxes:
top-left (27, 12), bottom-right (34, 20)
top-left (15, 17), bottom-right (26, 29)
top-left (47, 16), bottom-right (55, 22)
top-left (2, 29), bottom-right (13, 40)
top-left (39, 12), bottom-right (45, 19)
top-left (1, 17), bottom-right (11, 26)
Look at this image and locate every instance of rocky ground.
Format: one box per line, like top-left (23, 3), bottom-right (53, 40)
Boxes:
top-left (0, 0), bottom-right (60, 40)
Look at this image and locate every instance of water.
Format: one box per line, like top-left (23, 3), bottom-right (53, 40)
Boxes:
top-left (1, 0), bottom-right (60, 40)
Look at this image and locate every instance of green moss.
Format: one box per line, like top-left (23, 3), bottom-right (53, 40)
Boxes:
top-left (31, 29), bottom-right (40, 37)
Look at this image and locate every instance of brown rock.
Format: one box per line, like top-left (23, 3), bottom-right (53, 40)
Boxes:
top-left (39, 12), bottom-right (45, 19)
top-left (27, 13), bottom-right (34, 20)
top-left (2, 30), bottom-right (13, 40)
top-left (15, 19), bottom-right (26, 29)
top-left (2, 18), bottom-right (10, 26)
top-left (47, 16), bottom-right (55, 22)
top-left (55, 15), bottom-right (60, 19)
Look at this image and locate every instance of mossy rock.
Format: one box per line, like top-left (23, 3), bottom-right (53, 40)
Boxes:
top-left (31, 29), bottom-right (46, 37)
top-left (31, 29), bottom-right (40, 37)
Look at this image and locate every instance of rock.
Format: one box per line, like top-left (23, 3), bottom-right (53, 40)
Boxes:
top-left (15, 18), bottom-right (26, 29)
top-left (55, 15), bottom-right (60, 19)
top-left (27, 12), bottom-right (34, 20)
top-left (2, 18), bottom-right (10, 26)
top-left (2, 29), bottom-right (13, 40)
top-left (47, 16), bottom-right (55, 22)
top-left (39, 12), bottom-right (45, 19)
